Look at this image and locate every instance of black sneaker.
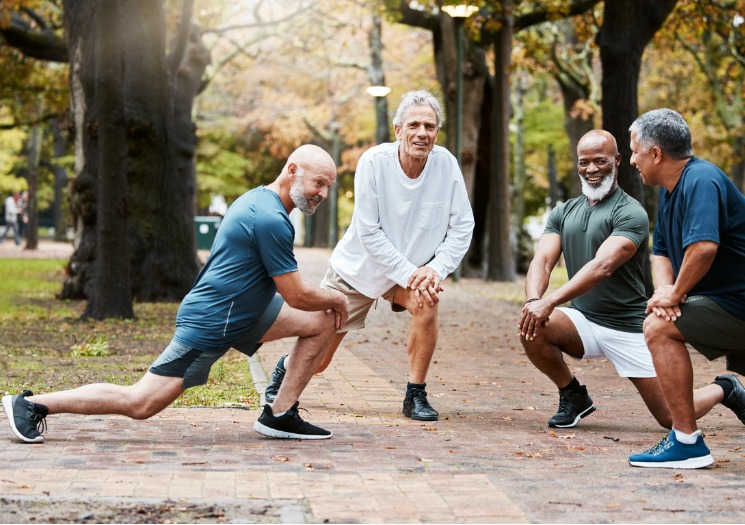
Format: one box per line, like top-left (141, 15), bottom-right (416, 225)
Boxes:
top-left (264, 355), bottom-right (287, 403)
top-left (253, 402), bottom-right (332, 439)
top-left (402, 387), bottom-right (439, 421)
top-left (2, 390), bottom-right (49, 443)
top-left (716, 374), bottom-right (745, 424)
top-left (548, 385), bottom-right (596, 428)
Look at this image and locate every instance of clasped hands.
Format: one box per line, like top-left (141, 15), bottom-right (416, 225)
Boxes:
top-left (646, 284), bottom-right (685, 322)
top-left (408, 267), bottom-right (443, 308)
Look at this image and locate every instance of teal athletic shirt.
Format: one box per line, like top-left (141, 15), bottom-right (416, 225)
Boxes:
top-left (545, 187), bottom-right (649, 332)
top-left (173, 187), bottom-right (297, 352)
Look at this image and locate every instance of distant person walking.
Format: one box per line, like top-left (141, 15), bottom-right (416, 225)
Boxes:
top-left (0, 192), bottom-right (21, 245)
top-left (628, 109), bottom-right (745, 469)
top-left (3, 145), bottom-right (349, 444)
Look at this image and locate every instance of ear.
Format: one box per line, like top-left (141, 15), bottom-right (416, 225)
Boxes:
top-left (651, 146), bottom-right (663, 164)
top-left (287, 162), bottom-right (298, 180)
top-left (615, 153), bottom-right (622, 166)
top-left (393, 125), bottom-right (402, 141)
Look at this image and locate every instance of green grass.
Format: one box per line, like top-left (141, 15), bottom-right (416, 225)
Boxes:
top-left (0, 259), bottom-right (258, 408)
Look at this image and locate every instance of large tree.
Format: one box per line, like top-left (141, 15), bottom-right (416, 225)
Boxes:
top-left (59, 0), bottom-right (210, 316)
top-left (596, 0), bottom-right (678, 202)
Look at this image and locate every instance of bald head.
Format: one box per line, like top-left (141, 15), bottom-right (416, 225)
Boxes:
top-left (271, 144), bottom-right (337, 215)
top-left (577, 129), bottom-right (618, 156)
top-left (286, 144), bottom-right (336, 176)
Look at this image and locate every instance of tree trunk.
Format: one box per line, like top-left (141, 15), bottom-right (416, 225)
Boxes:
top-left (597, 0), bottom-right (678, 204)
top-left (368, 13), bottom-right (390, 144)
top-left (50, 118), bottom-right (70, 242)
top-left (84, 0), bottom-right (133, 319)
top-left (23, 123), bottom-right (42, 250)
top-left (60, 0), bottom-right (203, 306)
top-left (486, 1), bottom-right (516, 282)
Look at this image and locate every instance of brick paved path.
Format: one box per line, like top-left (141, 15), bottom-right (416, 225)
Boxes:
top-left (2, 243), bottom-right (745, 522)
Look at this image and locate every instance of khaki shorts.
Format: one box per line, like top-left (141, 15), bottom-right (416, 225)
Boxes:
top-left (674, 295), bottom-right (745, 375)
top-left (321, 266), bottom-right (404, 331)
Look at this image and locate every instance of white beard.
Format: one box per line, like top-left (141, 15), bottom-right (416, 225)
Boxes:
top-left (290, 171), bottom-right (320, 214)
top-left (580, 173), bottom-right (616, 202)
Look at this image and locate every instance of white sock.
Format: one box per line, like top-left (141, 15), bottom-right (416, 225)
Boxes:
top-left (273, 411), bottom-right (286, 417)
top-left (673, 428), bottom-right (701, 444)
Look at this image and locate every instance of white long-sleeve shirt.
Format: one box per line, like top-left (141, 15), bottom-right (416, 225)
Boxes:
top-left (330, 142), bottom-right (475, 298)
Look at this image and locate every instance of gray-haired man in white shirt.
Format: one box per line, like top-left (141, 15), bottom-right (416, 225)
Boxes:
top-left (265, 90), bottom-right (475, 421)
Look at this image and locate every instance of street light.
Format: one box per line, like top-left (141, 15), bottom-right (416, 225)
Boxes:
top-left (441, 4), bottom-right (478, 168)
top-left (328, 120), bottom-right (342, 247)
top-left (366, 85), bottom-right (391, 144)
top-left (442, 4), bottom-right (477, 281)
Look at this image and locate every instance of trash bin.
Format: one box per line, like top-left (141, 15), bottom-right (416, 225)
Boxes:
top-left (194, 216), bottom-right (221, 250)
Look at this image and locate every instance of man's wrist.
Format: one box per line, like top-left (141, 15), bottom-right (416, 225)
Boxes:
top-left (524, 297), bottom-right (539, 305)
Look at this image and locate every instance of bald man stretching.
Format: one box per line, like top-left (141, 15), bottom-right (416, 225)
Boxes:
top-left (518, 130), bottom-right (744, 431)
top-left (3, 144), bottom-right (350, 443)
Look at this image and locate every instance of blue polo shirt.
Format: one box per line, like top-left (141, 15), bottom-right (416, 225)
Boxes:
top-left (653, 157), bottom-right (745, 320)
top-left (174, 187), bottom-right (297, 351)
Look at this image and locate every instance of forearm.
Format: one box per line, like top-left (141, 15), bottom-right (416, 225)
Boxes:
top-left (670, 241), bottom-right (718, 300)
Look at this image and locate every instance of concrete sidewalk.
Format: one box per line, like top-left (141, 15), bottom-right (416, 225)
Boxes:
top-left (2, 244), bottom-right (745, 523)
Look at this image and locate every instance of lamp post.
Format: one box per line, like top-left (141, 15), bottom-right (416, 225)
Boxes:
top-left (441, 4), bottom-right (478, 168)
top-left (442, 4), bottom-right (477, 281)
top-left (328, 120), bottom-right (342, 248)
top-left (366, 85), bottom-right (391, 144)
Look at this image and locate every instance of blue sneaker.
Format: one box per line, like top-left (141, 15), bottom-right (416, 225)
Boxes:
top-left (629, 430), bottom-right (714, 469)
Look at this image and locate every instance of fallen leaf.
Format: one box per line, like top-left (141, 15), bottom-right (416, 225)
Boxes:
top-left (272, 455), bottom-right (290, 462)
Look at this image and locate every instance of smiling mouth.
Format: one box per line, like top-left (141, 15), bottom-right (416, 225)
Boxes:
top-left (585, 175), bottom-right (603, 183)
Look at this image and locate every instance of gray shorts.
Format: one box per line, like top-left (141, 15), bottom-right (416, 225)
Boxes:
top-left (321, 266), bottom-right (403, 331)
top-left (149, 294), bottom-right (284, 389)
top-left (674, 295), bottom-right (745, 375)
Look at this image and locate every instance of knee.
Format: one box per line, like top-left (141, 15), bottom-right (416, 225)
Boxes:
top-left (411, 300), bottom-right (438, 323)
top-left (127, 393), bottom-right (165, 420)
top-left (642, 314), bottom-right (668, 351)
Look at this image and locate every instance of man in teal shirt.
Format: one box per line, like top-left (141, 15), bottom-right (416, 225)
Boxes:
top-left (3, 145), bottom-right (349, 444)
top-left (518, 130), bottom-right (745, 433)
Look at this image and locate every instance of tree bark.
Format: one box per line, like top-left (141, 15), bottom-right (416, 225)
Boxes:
top-left (486, 1), bottom-right (516, 282)
top-left (597, 0), bottom-right (678, 204)
top-left (60, 0), bottom-right (204, 306)
top-left (84, 0), bottom-right (133, 319)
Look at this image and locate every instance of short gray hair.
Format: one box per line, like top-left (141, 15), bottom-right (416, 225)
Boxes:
top-left (629, 108), bottom-right (693, 160)
top-left (392, 90), bottom-right (444, 129)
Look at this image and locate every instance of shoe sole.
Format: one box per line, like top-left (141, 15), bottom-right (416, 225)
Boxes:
top-left (2, 395), bottom-right (44, 444)
top-left (253, 421), bottom-right (332, 440)
top-left (402, 409), bottom-right (438, 421)
top-left (629, 454), bottom-right (714, 469)
top-left (548, 405), bottom-right (596, 428)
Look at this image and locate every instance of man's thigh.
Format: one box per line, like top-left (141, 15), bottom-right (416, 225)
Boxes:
top-left (675, 295), bottom-right (745, 374)
top-left (320, 266), bottom-right (376, 330)
top-left (540, 307), bottom-right (592, 359)
top-left (260, 303), bottom-right (334, 342)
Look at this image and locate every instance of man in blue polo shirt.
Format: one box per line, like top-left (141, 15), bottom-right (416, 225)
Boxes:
top-left (628, 109), bottom-right (745, 469)
top-left (3, 144), bottom-right (349, 443)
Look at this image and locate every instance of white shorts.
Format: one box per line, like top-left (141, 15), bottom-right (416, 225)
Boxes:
top-left (558, 307), bottom-right (656, 378)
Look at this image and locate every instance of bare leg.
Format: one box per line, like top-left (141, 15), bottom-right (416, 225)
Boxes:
top-left (259, 305), bottom-right (338, 413)
top-left (28, 372), bottom-right (184, 420)
top-left (643, 314), bottom-right (698, 433)
top-left (519, 309), bottom-right (584, 388)
top-left (631, 376), bottom-right (724, 429)
top-left (392, 287), bottom-right (439, 384)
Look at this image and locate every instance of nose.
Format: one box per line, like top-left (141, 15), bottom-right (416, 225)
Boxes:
top-left (318, 186), bottom-right (329, 200)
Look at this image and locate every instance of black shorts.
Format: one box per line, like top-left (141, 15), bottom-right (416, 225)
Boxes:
top-left (674, 295), bottom-right (745, 375)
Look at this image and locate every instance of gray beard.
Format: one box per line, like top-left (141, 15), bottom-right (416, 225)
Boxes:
top-left (290, 175), bottom-right (317, 214)
top-left (581, 174), bottom-right (615, 202)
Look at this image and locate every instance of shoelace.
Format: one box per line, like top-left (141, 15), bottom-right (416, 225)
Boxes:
top-left (28, 411), bottom-right (47, 435)
top-left (645, 434), bottom-right (672, 455)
